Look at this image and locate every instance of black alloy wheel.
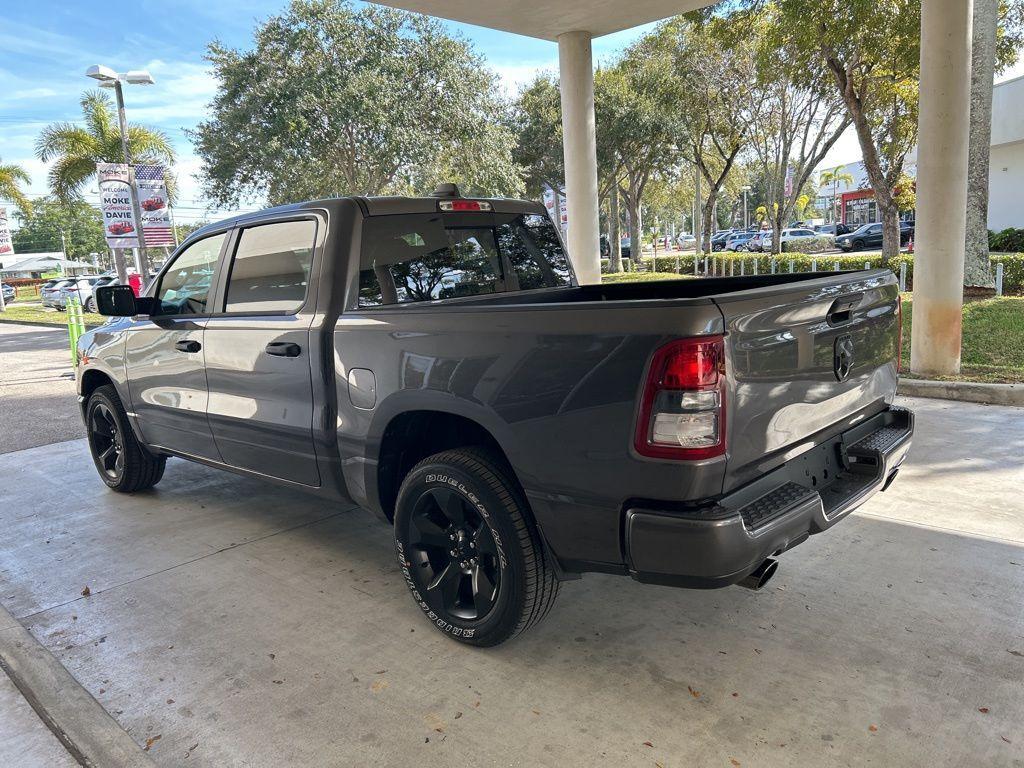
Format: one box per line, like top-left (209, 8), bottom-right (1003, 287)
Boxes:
top-left (405, 485), bottom-right (501, 621)
top-left (89, 401), bottom-right (124, 480)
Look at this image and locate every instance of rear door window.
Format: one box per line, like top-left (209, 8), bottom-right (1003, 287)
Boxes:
top-left (358, 211), bottom-right (571, 306)
top-left (224, 220), bottom-right (316, 313)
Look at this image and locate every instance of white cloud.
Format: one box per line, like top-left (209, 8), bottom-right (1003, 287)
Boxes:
top-left (489, 60), bottom-right (557, 97)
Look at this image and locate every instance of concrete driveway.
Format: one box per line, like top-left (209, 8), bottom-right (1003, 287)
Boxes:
top-left (0, 395), bottom-right (1022, 767)
top-left (0, 322), bottom-right (83, 454)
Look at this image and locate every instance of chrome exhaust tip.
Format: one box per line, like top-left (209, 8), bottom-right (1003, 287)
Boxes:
top-left (737, 558), bottom-right (778, 591)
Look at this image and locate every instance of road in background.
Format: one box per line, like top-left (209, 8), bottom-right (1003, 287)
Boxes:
top-left (0, 323), bottom-right (82, 454)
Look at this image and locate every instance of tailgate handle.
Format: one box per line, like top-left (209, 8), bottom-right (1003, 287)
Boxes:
top-left (827, 294), bottom-right (863, 326)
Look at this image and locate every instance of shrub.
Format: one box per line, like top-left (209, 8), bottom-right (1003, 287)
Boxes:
top-left (989, 228), bottom-right (1024, 252)
top-left (781, 235), bottom-right (834, 253)
top-left (990, 253), bottom-right (1024, 291)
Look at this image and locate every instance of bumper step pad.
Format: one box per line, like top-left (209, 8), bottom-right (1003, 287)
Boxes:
top-left (738, 482), bottom-right (818, 531)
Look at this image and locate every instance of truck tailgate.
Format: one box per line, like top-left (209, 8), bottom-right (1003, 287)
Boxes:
top-left (713, 270), bottom-right (900, 491)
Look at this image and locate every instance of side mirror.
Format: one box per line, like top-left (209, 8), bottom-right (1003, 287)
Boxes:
top-left (95, 284), bottom-right (153, 316)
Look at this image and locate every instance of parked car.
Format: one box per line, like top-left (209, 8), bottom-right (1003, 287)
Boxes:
top-left (41, 278), bottom-right (77, 309)
top-left (1, 282), bottom-right (15, 304)
top-left (709, 231), bottom-right (732, 252)
top-left (676, 233), bottom-right (697, 250)
top-left (79, 185), bottom-right (912, 647)
top-left (725, 232), bottom-right (755, 251)
top-left (814, 223), bottom-right (851, 236)
top-left (59, 275), bottom-right (118, 312)
top-left (620, 237), bottom-right (631, 259)
top-left (778, 227), bottom-right (819, 250)
top-left (836, 222), bottom-right (914, 252)
top-left (746, 231), bottom-right (771, 252)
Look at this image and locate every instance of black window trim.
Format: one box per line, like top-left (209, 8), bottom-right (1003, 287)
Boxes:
top-left (214, 213), bottom-right (321, 318)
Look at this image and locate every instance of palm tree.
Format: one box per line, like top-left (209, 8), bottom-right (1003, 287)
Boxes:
top-left (0, 158), bottom-right (32, 215)
top-left (819, 168), bottom-right (855, 224)
top-left (35, 90), bottom-right (175, 202)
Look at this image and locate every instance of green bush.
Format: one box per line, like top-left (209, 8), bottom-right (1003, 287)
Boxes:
top-left (781, 235), bottom-right (834, 253)
top-left (989, 228), bottom-right (1024, 252)
top-left (990, 253), bottom-right (1024, 291)
top-left (708, 252), bottom-right (886, 275)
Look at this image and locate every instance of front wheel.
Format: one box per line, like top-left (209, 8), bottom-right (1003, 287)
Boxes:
top-left (394, 448), bottom-right (559, 646)
top-left (86, 385), bottom-right (166, 492)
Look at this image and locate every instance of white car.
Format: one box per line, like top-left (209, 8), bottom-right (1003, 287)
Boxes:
top-left (778, 228), bottom-right (818, 248)
top-left (676, 233), bottom-right (697, 250)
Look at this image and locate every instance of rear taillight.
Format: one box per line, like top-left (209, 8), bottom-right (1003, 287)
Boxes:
top-left (635, 336), bottom-right (726, 460)
top-left (896, 299), bottom-right (903, 373)
top-left (438, 199), bottom-right (492, 212)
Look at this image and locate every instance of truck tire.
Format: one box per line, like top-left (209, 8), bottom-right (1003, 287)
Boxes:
top-left (86, 384), bottom-right (166, 493)
top-left (393, 448), bottom-right (559, 646)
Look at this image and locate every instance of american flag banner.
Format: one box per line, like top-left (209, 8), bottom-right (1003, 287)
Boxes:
top-left (134, 165), bottom-right (176, 246)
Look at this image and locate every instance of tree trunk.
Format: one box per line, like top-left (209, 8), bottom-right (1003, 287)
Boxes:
top-left (965, 0), bottom-right (998, 287)
top-left (624, 190), bottom-right (641, 271)
top-left (608, 186), bottom-right (622, 273)
top-left (880, 206), bottom-right (902, 262)
top-left (702, 191), bottom-right (716, 256)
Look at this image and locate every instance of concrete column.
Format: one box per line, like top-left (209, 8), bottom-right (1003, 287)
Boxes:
top-left (558, 31), bottom-right (601, 285)
top-left (911, 0), bottom-right (973, 375)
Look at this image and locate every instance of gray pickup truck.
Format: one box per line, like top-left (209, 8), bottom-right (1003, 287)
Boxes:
top-left (78, 186), bottom-right (913, 646)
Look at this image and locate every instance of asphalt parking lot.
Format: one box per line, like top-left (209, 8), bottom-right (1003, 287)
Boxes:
top-left (0, 340), bottom-right (1021, 768)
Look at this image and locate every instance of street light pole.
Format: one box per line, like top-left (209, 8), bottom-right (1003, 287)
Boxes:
top-left (111, 79), bottom-right (150, 281)
top-left (741, 186), bottom-right (751, 229)
top-left (87, 65), bottom-right (155, 285)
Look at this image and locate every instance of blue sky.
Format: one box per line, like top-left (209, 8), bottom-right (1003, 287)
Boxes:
top-left (0, 0), bottom-right (658, 224)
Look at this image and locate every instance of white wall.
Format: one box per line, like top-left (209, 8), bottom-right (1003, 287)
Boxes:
top-left (987, 141), bottom-right (1024, 232)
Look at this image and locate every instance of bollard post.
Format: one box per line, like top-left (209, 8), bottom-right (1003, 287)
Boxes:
top-left (899, 261), bottom-right (907, 292)
top-left (995, 262), bottom-right (1004, 296)
top-left (752, 260), bottom-right (758, 276)
top-left (771, 259), bottom-right (777, 274)
top-left (833, 261), bottom-right (840, 271)
top-left (703, 256), bottom-right (708, 276)
top-left (811, 258), bottom-right (817, 272)
top-left (788, 260), bottom-right (795, 273)
top-left (864, 261), bottom-right (871, 270)
top-left (730, 260), bottom-right (735, 277)
top-left (739, 260), bottom-right (745, 276)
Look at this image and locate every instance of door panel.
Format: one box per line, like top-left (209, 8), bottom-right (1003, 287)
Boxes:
top-left (202, 218), bottom-right (320, 486)
top-left (124, 316), bottom-right (219, 459)
top-left (203, 316), bottom-right (318, 485)
top-left (124, 230), bottom-right (228, 459)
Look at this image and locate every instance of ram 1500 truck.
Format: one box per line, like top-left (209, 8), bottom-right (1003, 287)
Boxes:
top-left (78, 186), bottom-right (913, 646)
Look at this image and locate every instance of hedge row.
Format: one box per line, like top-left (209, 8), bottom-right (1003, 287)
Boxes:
top-left (989, 228), bottom-right (1024, 252)
top-left (601, 252), bottom-right (1024, 292)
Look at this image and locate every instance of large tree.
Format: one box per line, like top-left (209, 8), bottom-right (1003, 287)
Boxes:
top-left (36, 90), bottom-right (175, 202)
top-left (192, 0), bottom-right (522, 206)
top-left (510, 74), bottom-right (564, 199)
top-left (0, 158), bottom-right (32, 216)
top-left (749, 11), bottom-right (852, 253)
top-left (769, 0), bottom-right (918, 260)
top-left (643, 16), bottom-right (760, 253)
top-left (12, 197), bottom-right (106, 260)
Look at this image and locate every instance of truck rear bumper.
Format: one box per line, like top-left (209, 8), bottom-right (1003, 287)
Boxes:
top-left (625, 405), bottom-right (913, 589)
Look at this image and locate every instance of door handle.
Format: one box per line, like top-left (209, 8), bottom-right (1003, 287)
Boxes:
top-left (826, 293), bottom-right (863, 326)
top-left (265, 341), bottom-right (301, 357)
top-left (174, 339), bottom-right (202, 353)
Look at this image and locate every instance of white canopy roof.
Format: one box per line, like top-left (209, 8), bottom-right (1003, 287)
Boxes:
top-left (371, 0), bottom-right (708, 40)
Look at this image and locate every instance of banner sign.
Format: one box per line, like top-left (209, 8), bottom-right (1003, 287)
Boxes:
top-left (135, 165), bottom-right (176, 246)
top-left (97, 163), bottom-right (140, 249)
top-left (0, 207), bottom-right (14, 257)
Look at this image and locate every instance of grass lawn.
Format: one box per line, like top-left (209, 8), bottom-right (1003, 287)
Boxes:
top-left (603, 271), bottom-right (693, 283)
top-left (0, 303), bottom-right (105, 328)
top-left (900, 295), bottom-right (1024, 384)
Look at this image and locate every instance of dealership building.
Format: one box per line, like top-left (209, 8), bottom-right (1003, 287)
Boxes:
top-left (817, 74), bottom-right (1024, 230)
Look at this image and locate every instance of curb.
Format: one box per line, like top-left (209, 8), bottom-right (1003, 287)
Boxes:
top-left (898, 377), bottom-right (1024, 407)
top-left (0, 605), bottom-right (155, 768)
